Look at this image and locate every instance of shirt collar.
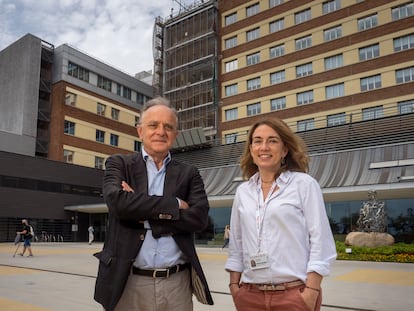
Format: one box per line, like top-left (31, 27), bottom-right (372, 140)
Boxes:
top-left (248, 170), bottom-right (292, 186)
top-left (141, 147), bottom-right (171, 166)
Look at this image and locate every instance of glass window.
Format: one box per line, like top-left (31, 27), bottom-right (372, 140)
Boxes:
top-left (396, 66), bottom-right (414, 84)
top-left (95, 157), bottom-right (105, 169)
top-left (295, 8), bottom-right (311, 24)
top-left (269, 18), bottom-right (284, 33)
top-left (297, 119), bottom-right (315, 132)
top-left (269, 0), bottom-right (283, 8)
top-left (270, 70), bottom-right (286, 84)
top-left (225, 36), bottom-right (237, 49)
top-left (225, 59), bottom-right (238, 72)
top-left (225, 84), bottom-right (238, 96)
top-left (96, 130), bottom-right (105, 143)
top-left (97, 75), bottom-right (112, 92)
top-left (247, 77), bottom-right (261, 91)
top-left (357, 14), bottom-right (378, 31)
top-left (123, 86), bottom-right (131, 100)
top-left (246, 52), bottom-right (260, 66)
top-left (247, 103), bottom-right (261, 116)
top-left (392, 2), bottom-right (414, 21)
top-left (324, 25), bottom-right (342, 41)
top-left (297, 90), bottom-right (314, 105)
top-left (394, 33), bottom-right (414, 52)
top-left (327, 113), bottom-right (346, 127)
top-left (270, 97), bottom-right (286, 111)
top-left (295, 35), bottom-right (312, 50)
top-left (64, 120), bottom-right (75, 135)
top-left (225, 133), bottom-right (238, 144)
top-left (97, 103), bottom-right (106, 116)
top-left (225, 108), bottom-right (238, 121)
top-left (246, 3), bottom-right (260, 17)
top-left (116, 84), bottom-right (122, 96)
top-left (111, 108), bottom-right (120, 121)
top-left (326, 83), bottom-right (344, 99)
top-left (362, 106), bottom-right (383, 120)
top-left (110, 134), bottom-right (119, 147)
top-left (270, 44), bottom-right (285, 58)
top-left (135, 115), bottom-right (140, 126)
top-left (359, 44), bottom-right (380, 61)
top-left (225, 12), bottom-right (237, 26)
top-left (360, 74), bottom-right (381, 91)
top-left (65, 92), bottom-right (77, 106)
top-left (68, 62), bottom-right (89, 82)
top-left (324, 54), bottom-right (343, 70)
top-left (246, 28), bottom-right (260, 41)
top-left (134, 140), bottom-right (141, 152)
top-left (398, 99), bottom-right (414, 114)
top-left (63, 150), bottom-right (74, 163)
top-left (296, 63), bottom-right (313, 78)
top-left (323, 0), bottom-right (341, 14)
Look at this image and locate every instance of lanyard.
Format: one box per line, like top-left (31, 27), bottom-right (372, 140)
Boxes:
top-left (255, 181), bottom-right (277, 253)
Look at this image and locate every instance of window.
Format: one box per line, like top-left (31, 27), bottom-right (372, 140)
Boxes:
top-left (246, 28), bottom-right (260, 41)
top-left (270, 44), bottom-right (285, 58)
top-left (63, 150), bottom-right (74, 163)
top-left (96, 130), bottom-right (105, 143)
top-left (269, 0), bottom-right (283, 8)
top-left (225, 133), bottom-right (238, 144)
top-left (394, 33), bottom-right (414, 52)
top-left (357, 14), bottom-right (378, 31)
top-left (246, 3), bottom-right (260, 17)
top-left (116, 84), bottom-right (122, 96)
top-left (323, 0), bottom-right (341, 14)
top-left (65, 92), bottom-right (77, 106)
top-left (111, 108), bottom-right (120, 121)
top-left (247, 103), bottom-right (261, 116)
top-left (95, 157), bottom-right (105, 169)
top-left (135, 115), bottom-right (141, 126)
top-left (326, 83), bottom-right (344, 99)
top-left (396, 66), bottom-right (414, 84)
top-left (360, 74), bottom-right (381, 91)
top-left (225, 108), bottom-right (238, 121)
top-left (134, 140), bottom-right (141, 152)
top-left (359, 44), bottom-right (380, 61)
top-left (225, 59), bottom-right (238, 72)
top-left (327, 113), bottom-right (346, 127)
top-left (246, 52), bottom-right (260, 66)
top-left (269, 18), bottom-right (284, 33)
top-left (247, 77), bottom-right (261, 91)
top-left (97, 103), bottom-right (106, 116)
top-left (270, 97), bottom-right (286, 111)
top-left (297, 90), bottom-right (314, 105)
top-left (64, 120), bottom-right (75, 135)
top-left (110, 134), bottom-right (119, 147)
top-left (270, 70), bottom-right (286, 84)
top-left (225, 12), bottom-right (237, 26)
top-left (225, 83), bottom-right (238, 96)
top-left (324, 54), bottom-right (343, 70)
top-left (324, 25), bottom-right (342, 41)
top-left (68, 62), bottom-right (89, 82)
top-left (295, 35), bottom-right (312, 50)
top-left (225, 36), bottom-right (237, 49)
top-left (123, 86), bottom-right (131, 100)
top-left (295, 8), bottom-right (311, 24)
top-left (392, 2), bottom-right (413, 21)
top-left (97, 75), bottom-right (112, 92)
top-left (297, 119), bottom-right (314, 132)
top-left (398, 99), bottom-right (414, 114)
top-left (296, 63), bottom-right (313, 78)
top-left (362, 106), bottom-right (383, 120)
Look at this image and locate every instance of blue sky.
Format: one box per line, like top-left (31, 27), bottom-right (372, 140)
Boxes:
top-left (0, 0), bottom-right (190, 75)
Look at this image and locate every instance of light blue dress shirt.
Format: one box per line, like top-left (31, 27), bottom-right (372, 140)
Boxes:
top-left (134, 148), bottom-right (187, 269)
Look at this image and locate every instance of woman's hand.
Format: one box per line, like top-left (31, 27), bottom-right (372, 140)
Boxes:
top-left (300, 288), bottom-right (319, 311)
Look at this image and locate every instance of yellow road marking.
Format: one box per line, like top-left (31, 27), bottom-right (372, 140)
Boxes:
top-left (0, 266), bottom-right (40, 275)
top-left (0, 297), bottom-right (49, 311)
top-left (335, 269), bottom-right (414, 286)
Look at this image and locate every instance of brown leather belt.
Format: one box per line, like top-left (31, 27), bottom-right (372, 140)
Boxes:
top-left (243, 280), bottom-right (304, 291)
top-left (132, 263), bottom-right (190, 278)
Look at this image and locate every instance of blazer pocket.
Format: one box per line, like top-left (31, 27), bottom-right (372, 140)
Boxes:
top-left (94, 250), bottom-right (114, 266)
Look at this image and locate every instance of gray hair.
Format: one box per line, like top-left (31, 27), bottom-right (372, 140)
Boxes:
top-left (139, 96), bottom-right (178, 125)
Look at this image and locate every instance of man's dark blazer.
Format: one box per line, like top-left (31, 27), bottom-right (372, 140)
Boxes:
top-left (94, 152), bottom-right (214, 311)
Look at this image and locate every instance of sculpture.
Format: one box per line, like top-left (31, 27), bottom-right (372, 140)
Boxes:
top-left (356, 190), bottom-right (387, 232)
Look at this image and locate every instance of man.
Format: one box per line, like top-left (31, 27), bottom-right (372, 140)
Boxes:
top-left (94, 97), bottom-right (213, 311)
top-left (16, 219), bottom-right (34, 257)
top-left (88, 225), bottom-right (94, 245)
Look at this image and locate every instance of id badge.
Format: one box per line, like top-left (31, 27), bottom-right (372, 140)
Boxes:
top-left (249, 252), bottom-right (269, 270)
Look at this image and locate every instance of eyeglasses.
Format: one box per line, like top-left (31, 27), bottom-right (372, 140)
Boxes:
top-left (142, 122), bottom-right (176, 132)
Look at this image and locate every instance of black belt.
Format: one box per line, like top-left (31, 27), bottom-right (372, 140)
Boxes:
top-left (132, 263), bottom-right (190, 278)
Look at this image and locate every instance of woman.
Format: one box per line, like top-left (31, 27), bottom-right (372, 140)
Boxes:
top-left (225, 118), bottom-right (336, 311)
top-left (222, 225), bottom-right (230, 249)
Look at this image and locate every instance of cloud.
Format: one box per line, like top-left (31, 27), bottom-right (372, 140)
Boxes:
top-left (0, 0), bottom-right (185, 76)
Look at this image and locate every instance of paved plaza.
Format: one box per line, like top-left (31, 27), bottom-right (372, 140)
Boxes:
top-left (0, 242), bottom-right (413, 311)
